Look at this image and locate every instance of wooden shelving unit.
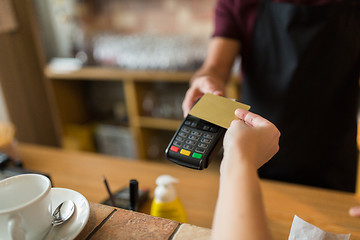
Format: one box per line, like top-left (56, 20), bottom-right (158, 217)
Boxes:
top-left (45, 66), bottom-right (240, 161)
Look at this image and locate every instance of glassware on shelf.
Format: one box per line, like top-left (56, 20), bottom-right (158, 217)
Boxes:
top-left (92, 33), bottom-right (208, 70)
top-left (87, 81), bottom-right (127, 124)
top-left (146, 130), bottom-right (174, 161)
top-left (142, 91), bottom-right (157, 117)
top-left (141, 83), bottom-right (187, 120)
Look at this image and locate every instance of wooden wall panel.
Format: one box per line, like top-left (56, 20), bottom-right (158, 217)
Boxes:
top-left (0, 0), bottom-right (60, 146)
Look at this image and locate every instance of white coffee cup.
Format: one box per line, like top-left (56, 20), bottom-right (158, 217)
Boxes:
top-left (0, 174), bottom-right (52, 240)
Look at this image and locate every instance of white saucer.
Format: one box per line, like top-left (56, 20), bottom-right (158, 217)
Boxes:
top-left (47, 188), bottom-right (90, 240)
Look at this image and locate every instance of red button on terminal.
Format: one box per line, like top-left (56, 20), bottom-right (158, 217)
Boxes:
top-left (170, 146), bottom-right (179, 152)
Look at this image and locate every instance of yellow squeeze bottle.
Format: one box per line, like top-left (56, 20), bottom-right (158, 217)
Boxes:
top-left (150, 175), bottom-right (188, 223)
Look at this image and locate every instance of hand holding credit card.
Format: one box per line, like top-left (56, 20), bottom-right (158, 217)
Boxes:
top-left (165, 93), bottom-right (251, 169)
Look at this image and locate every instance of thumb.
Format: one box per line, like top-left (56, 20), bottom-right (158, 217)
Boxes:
top-left (235, 109), bottom-right (270, 127)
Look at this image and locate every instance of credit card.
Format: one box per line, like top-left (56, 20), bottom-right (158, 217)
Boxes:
top-left (189, 93), bottom-right (251, 129)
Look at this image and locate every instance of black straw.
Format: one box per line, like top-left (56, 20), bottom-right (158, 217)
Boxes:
top-left (103, 176), bottom-right (116, 207)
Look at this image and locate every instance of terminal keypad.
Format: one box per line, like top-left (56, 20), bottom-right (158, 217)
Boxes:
top-left (169, 117), bottom-right (219, 160)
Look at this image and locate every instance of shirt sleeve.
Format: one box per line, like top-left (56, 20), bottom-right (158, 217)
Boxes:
top-left (212, 0), bottom-right (242, 40)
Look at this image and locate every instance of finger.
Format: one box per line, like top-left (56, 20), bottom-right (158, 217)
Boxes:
top-left (228, 119), bottom-right (251, 137)
top-left (235, 108), bottom-right (270, 127)
top-left (213, 90), bottom-right (224, 96)
top-left (200, 85), bottom-right (223, 95)
top-left (182, 89), bottom-right (203, 117)
top-left (229, 119), bottom-right (244, 128)
top-left (234, 108), bottom-right (249, 120)
top-left (182, 91), bottom-right (196, 116)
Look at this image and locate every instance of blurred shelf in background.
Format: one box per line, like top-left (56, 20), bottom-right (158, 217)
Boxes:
top-left (46, 66), bottom-right (240, 162)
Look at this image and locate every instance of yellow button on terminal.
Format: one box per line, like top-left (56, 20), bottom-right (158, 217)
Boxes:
top-left (180, 149), bottom-right (191, 156)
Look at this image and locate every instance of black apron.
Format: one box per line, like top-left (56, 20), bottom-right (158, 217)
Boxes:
top-left (242, 0), bottom-right (360, 192)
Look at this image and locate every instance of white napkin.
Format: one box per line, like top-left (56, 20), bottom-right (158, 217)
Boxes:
top-left (288, 215), bottom-right (350, 240)
top-left (49, 58), bottom-right (82, 73)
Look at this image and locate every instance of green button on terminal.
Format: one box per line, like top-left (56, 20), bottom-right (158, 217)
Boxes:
top-left (192, 152), bottom-right (202, 159)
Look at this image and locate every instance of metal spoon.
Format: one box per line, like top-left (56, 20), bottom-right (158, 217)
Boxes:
top-left (43, 200), bottom-right (75, 239)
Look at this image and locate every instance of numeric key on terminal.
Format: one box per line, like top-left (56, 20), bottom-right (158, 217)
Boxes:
top-left (191, 131), bottom-right (202, 137)
top-left (198, 143), bottom-right (208, 148)
top-left (185, 140), bottom-right (196, 145)
top-left (201, 138), bottom-right (211, 144)
top-left (181, 127), bottom-right (191, 133)
top-left (195, 148), bottom-right (206, 154)
top-left (189, 135), bottom-right (200, 141)
top-left (179, 131), bottom-right (188, 138)
top-left (176, 136), bottom-right (185, 142)
top-left (203, 133), bottom-right (214, 139)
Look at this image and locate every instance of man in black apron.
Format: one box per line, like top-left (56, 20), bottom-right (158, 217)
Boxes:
top-left (182, 0), bottom-right (360, 192)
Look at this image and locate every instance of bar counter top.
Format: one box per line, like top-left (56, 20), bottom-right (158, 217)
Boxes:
top-left (17, 144), bottom-right (360, 239)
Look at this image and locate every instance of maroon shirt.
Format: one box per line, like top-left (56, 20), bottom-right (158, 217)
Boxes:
top-left (213, 0), bottom-right (342, 62)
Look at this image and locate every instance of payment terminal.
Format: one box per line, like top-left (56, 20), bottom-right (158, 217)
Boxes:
top-left (165, 93), bottom-right (250, 170)
top-left (165, 114), bottom-right (226, 170)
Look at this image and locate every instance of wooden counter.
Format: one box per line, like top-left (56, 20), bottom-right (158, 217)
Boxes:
top-left (18, 144), bottom-right (360, 239)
